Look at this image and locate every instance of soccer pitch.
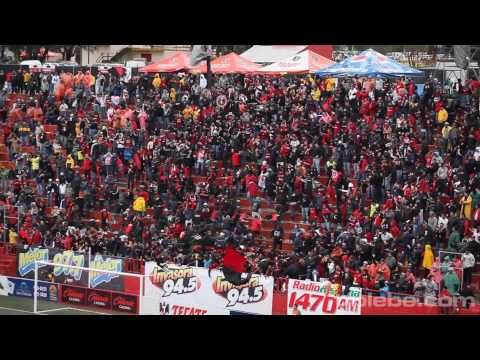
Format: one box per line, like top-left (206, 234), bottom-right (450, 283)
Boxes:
top-left (0, 296), bottom-right (128, 315)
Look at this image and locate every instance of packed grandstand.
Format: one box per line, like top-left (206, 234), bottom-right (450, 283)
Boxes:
top-left (0, 47), bottom-right (479, 315)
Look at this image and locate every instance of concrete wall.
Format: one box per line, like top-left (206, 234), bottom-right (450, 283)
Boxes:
top-left (79, 45), bottom-right (191, 66)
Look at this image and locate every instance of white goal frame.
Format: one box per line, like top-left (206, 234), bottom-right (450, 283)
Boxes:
top-left (33, 260), bottom-right (146, 315)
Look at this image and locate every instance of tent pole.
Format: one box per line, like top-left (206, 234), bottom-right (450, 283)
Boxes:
top-left (206, 56), bottom-right (212, 89)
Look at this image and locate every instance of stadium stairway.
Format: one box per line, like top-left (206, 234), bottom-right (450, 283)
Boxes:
top-left (0, 244), bottom-right (17, 277)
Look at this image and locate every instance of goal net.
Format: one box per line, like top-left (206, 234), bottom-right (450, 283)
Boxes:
top-left (31, 261), bottom-right (147, 315)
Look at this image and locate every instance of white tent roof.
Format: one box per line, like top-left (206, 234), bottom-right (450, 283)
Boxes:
top-left (258, 50), bottom-right (335, 74)
top-left (241, 45), bottom-right (308, 64)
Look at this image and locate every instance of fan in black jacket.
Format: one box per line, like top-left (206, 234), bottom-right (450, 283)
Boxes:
top-left (271, 223), bottom-right (284, 251)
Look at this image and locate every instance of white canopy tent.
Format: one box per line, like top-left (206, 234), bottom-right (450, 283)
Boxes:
top-left (257, 50), bottom-right (335, 74)
top-left (241, 45), bottom-right (309, 64)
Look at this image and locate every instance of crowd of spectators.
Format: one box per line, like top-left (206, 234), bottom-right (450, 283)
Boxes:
top-left (0, 65), bottom-right (480, 305)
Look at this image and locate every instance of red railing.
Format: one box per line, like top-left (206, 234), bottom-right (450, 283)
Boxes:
top-left (0, 242), bottom-right (17, 256)
top-left (123, 257), bottom-right (145, 274)
top-left (274, 277), bottom-right (288, 293)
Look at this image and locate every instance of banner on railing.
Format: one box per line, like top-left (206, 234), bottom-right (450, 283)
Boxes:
top-left (88, 254), bottom-right (124, 291)
top-left (144, 262), bottom-right (274, 315)
top-left (287, 279), bottom-right (362, 315)
top-left (16, 247), bottom-right (89, 287)
top-left (0, 275), bottom-right (58, 302)
top-left (60, 284), bottom-right (138, 314)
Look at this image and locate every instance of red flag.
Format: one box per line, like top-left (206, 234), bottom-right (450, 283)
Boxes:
top-left (223, 245), bottom-right (247, 273)
top-left (133, 153), bottom-right (142, 170)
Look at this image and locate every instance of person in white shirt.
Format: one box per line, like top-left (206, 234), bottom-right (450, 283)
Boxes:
top-left (58, 180), bottom-right (67, 208)
top-left (380, 229), bottom-right (393, 243)
top-left (348, 87), bottom-right (357, 101)
top-left (95, 73), bottom-right (105, 96)
top-left (437, 214), bottom-right (448, 228)
top-left (59, 102), bottom-right (69, 116)
top-left (258, 170), bottom-right (267, 192)
top-left (107, 107), bottom-right (115, 123)
top-left (103, 151), bottom-right (114, 176)
top-left (461, 252), bottom-right (476, 285)
top-left (51, 73), bottom-right (60, 94)
top-left (290, 136), bottom-right (300, 151)
top-left (472, 227), bottom-right (480, 243)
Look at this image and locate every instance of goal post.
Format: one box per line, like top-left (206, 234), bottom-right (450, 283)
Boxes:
top-left (33, 260), bottom-right (147, 315)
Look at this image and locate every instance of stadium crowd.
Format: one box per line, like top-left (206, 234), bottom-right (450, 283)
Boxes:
top-left (0, 66), bottom-right (480, 304)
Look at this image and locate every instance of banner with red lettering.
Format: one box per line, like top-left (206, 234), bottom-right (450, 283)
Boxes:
top-left (287, 279), bottom-right (362, 315)
top-left (143, 262), bottom-right (274, 315)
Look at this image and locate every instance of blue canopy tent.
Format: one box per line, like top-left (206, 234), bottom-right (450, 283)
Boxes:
top-left (315, 49), bottom-right (424, 78)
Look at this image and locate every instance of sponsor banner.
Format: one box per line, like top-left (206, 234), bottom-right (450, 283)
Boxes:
top-left (50, 248), bottom-right (88, 286)
top-left (0, 276), bottom-right (58, 302)
top-left (0, 276), bottom-right (15, 296)
top-left (86, 288), bottom-right (112, 310)
top-left (208, 269), bottom-right (274, 315)
top-left (287, 279), bottom-right (362, 315)
top-left (156, 299), bottom-right (228, 315)
top-left (17, 247), bottom-right (89, 287)
top-left (59, 284), bottom-right (137, 314)
top-left (88, 254), bottom-right (124, 292)
top-left (61, 284), bottom-right (87, 306)
top-left (17, 247), bottom-right (49, 278)
top-left (111, 293), bottom-right (138, 314)
top-left (144, 262), bottom-right (274, 315)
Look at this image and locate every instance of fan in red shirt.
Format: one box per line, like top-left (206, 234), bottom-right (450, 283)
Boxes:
top-left (231, 151), bottom-right (240, 167)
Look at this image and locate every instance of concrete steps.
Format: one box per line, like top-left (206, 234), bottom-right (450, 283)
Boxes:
top-left (0, 256), bottom-right (17, 277)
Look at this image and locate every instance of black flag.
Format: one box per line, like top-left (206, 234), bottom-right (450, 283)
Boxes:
top-left (454, 45), bottom-right (471, 70)
top-left (191, 45), bottom-right (213, 88)
top-left (190, 45), bottom-right (213, 66)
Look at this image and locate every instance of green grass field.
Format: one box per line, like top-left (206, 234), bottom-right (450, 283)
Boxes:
top-left (0, 295), bottom-right (128, 315)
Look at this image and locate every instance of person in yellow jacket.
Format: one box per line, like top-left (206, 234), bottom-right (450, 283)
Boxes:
top-left (183, 105), bottom-right (193, 120)
top-left (66, 154), bottom-right (75, 169)
top-left (422, 244), bottom-right (435, 276)
top-left (460, 192), bottom-right (473, 220)
top-left (31, 154), bottom-right (40, 172)
top-left (325, 78), bottom-right (336, 93)
top-left (193, 108), bottom-right (201, 121)
top-left (437, 107), bottom-right (448, 124)
top-left (75, 120), bottom-right (82, 137)
top-left (170, 88), bottom-right (176, 102)
top-left (133, 196), bottom-right (146, 214)
top-left (8, 228), bottom-right (18, 246)
top-left (23, 71), bottom-right (31, 85)
top-left (312, 87), bottom-right (321, 101)
top-left (152, 74), bottom-right (161, 89)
